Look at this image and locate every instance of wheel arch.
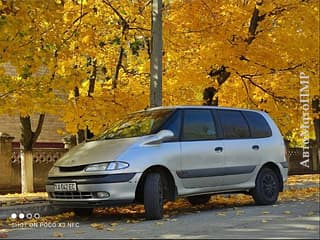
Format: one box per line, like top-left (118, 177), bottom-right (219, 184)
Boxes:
top-left (135, 165), bottom-right (177, 203)
top-left (258, 162), bottom-right (284, 192)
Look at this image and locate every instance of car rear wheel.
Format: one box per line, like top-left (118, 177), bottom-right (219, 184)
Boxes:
top-left (73, 208), bottom-right (93, 217)
top-left (187, 195), bottom-right (211, 205)
top-left (144, 173), bottom-right (164, 220)
top-left (251, 167), bottom-right (280, 205)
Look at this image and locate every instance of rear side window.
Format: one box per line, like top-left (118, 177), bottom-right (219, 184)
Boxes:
top-left (182, 110), bottom-right (217, 141)
top-left (218, 110), bottom-right (250, 139)
top-left (243, 111), bottom-right (272, 138)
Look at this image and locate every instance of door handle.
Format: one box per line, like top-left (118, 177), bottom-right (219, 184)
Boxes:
top-left (252, 145), bottom-right (260, 150)
top-left (214, 147), bottom-right (223, 153)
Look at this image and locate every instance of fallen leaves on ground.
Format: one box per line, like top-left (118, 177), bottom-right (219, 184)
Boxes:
top-left (90, 223), bottom-right (104, 230)
top-left (109, 222), bottom-right (118, 227)
top-left (286, 174), bottom-right (319, 186)
top-left (82, 182), bottom-right (320, 222)
top-left (236, 210), bottom-right (245, 216)
top-left (216, 212), bottom-right (227, 216)
top-left (125, 219), bottom-right (142, 224)
top-left (52, 232), bottom-right (64, 238)
top-left (0, 174), bottom-right (318, 227)
top-left (0, 192), bottom-right (48, 206)
top-left (279, 186), bottom-right (319, 202)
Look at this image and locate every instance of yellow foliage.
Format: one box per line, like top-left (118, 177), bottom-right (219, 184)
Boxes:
top-left (0, 0), bottom-right (318, 143)
top-left (163, 0), bottom-right (319, 143)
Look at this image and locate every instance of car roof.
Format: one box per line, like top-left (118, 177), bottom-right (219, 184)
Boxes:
top-left (144, 105), bottom-right (265, 113)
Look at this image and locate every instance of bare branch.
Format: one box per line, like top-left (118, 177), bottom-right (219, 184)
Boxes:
top-left (239, 55), bottom-right (304, 74)
top-left (103, 0), bottom-right (129, 31)
top-left (200, 0), bottom-right (216, 20)
top-left (239, 73), bottom-right (283, 101)
top-left (240, 78), bottom-right (259, 108)
top-left (235, 71), bottom-right (297, 103)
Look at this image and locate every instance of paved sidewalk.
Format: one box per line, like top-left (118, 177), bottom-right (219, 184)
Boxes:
top-left (0, 195), bottom-right (68, 220)
top-left (0, 181), bottom-right (318, 220)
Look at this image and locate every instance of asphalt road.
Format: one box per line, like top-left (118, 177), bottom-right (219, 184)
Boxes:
top-left (2, 199), bottom-right (319, 239)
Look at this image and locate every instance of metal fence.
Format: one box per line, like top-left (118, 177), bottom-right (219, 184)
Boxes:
top-left (11, 148), bottom-right (68, 164)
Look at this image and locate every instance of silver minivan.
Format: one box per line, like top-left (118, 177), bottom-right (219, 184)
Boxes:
top-left (46, 106), bottom-right (288, 219)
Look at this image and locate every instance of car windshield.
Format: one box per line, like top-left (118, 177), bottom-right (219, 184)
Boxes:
top-left (94, 109), bottom-right (174, 140)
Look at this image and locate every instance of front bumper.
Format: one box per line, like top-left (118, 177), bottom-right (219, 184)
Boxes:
top-left (46, 172), bottom-right (142, 207)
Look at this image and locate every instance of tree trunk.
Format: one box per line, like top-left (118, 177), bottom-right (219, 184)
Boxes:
top-left (21, 150), bottom-right (34, 193)
top-left (150, 0), bottom-right (163, 107)
top-left (247, 3), bottom-right (266, 45)
top-left (73, 86), bottom-right (85, 144)
top-left (88, 58), bottom-right (97, 96)
top-left (112, 47), bottom-right (124, 89)
top-left (20, 114), bottom-right (45, 193)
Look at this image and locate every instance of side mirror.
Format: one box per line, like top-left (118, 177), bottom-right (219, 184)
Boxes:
top-left (143, 129), bottom-right (174, 145)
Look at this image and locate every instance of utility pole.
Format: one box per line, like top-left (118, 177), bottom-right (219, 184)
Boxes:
top-left (150, 0), bottom-right (162, 107)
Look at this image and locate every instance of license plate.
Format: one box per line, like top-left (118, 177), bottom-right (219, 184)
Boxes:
top-left (54, 183), bottom-right (77, 192)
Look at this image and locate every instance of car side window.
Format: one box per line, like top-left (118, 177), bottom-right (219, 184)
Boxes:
top-left (182, 110), bottom-right (217, 141)
top-left (218, 110), bottom-right (250, 139)
top-left (243, 111), bottom-right (272, 138)
top-left (161, 111), bottom-right (181, 138)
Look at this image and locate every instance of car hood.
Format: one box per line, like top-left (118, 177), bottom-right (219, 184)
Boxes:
top-left (55, 137), bottom-right (140, 167)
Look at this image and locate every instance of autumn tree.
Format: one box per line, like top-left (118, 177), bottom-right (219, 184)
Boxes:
top-left (163, 0), bottom-right (319, 144)
top-left (0, 0), bottom-right (153, 192)
top-left (59, 0), bottom-right (153, 136)
top-left (0, 0), bottom-right (69, 192)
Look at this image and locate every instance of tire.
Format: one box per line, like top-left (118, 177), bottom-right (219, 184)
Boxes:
top-left (73, 208), bottom-right (93, 217)
top-left (187, 195), bottom-right (211, 205)
top-left (251, 168), bottom-right (280, 205)
top-left (144, 173), bottom-right (164, 220)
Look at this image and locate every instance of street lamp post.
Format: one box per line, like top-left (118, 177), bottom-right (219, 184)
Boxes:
top-left (150, 0), bottom-right (162, 107)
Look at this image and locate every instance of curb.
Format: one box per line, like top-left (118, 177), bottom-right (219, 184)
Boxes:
top-left (0, 202), bottom-right (68, 220)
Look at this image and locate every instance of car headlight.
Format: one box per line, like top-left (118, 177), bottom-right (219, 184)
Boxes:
top-left (85, 161), bottom-right (129, 172)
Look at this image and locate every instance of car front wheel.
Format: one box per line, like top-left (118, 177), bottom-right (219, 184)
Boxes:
top-left (144, 173), bottom-right (164, 220)
top-left (251, 168), bottom-right (280, 205)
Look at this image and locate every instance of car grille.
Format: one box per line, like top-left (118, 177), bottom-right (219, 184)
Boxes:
top-left (50, 191), bottom-right (95, 199)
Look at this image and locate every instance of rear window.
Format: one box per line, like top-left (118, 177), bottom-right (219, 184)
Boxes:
top-left (243, 111), bottom-right (272, 138)
top-left (217, 110), bottom-right (250, 139)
